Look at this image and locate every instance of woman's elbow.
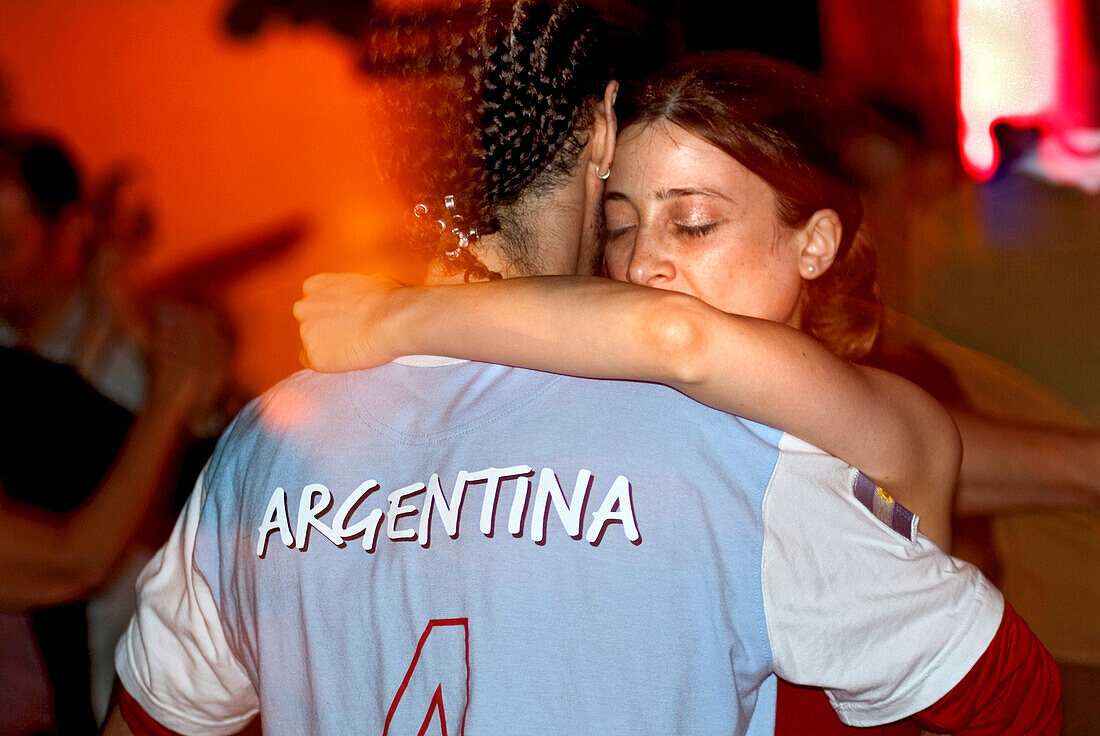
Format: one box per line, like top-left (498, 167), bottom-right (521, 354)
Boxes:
top-left (638, 294), bottom-right (715, 385)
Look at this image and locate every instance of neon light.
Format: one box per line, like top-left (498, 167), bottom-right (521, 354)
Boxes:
top-left (955, 0), bottom-right (1057, 179)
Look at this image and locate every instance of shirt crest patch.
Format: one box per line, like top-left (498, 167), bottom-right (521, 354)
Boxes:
top-left (853, 472), bottom-right (918, 542)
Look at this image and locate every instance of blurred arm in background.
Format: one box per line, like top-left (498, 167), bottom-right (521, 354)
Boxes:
top-left (0, 300), bottom-right (230, 610)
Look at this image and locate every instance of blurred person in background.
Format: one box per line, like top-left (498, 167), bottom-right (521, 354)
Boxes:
top-left (0, 131), bottom-right (232, 735)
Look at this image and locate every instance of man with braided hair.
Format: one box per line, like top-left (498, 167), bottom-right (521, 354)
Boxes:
top-left (105, 2), bottom-right (1056, 735)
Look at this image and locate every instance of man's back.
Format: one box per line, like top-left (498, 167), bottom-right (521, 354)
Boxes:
top-left (116, 359), bottom-right (1001, 735)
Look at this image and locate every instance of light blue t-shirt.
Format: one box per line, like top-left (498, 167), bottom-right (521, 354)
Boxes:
top-left (116, 360), bottom-right (1003, 734)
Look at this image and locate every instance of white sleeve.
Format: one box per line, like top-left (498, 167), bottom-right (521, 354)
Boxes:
top-left (762, 434), bottom-right (1004, 727)
top-left (114, 472), bottom-right (259, 735)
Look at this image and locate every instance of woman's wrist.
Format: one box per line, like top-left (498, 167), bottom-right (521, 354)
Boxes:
top-left (384, 285), bottom-right (429, 359)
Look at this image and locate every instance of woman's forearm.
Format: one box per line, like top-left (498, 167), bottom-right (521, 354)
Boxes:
top-left (387, 277), bottom-right (710, 382)
top-left (297, 274), bottom-right (959, 546)
top-left (667, 305), bottom-right (959, 546)
top-left (0, 300), bottom-right (228, 611)
top-left (0, 389), bottom-right (195, 609)
top-left (383, 276), bottom-right (959, 547)
top-left (951, 409), bottom-right (1100, 514)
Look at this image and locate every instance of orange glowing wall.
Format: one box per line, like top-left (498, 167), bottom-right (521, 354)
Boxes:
top-left (1, 0), bottom-right (417, 393)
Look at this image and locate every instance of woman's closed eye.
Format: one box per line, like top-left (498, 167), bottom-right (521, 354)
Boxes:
top-left (675, 221), bottom-right (720, 237)
top-left (607, 223), bottom-right (636, 240)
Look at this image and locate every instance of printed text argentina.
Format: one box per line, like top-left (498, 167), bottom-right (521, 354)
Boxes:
top-left (256, 465), bottom-right (641, 556)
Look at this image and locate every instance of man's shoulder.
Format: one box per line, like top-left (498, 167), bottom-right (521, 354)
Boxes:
top-left (232, 365), bottom-right (330, 424)
top-left (208, 369), bottom-right (354, 466)
top-left (226, 362), bottom-right (797, 463)
top-left (241, 368), bottom-right (354, 427)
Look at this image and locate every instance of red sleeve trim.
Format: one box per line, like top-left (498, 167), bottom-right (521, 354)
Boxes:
top-left (117, 683), bottom-right (188, 736)
top-left (776, 679), bottom-right (921, 736)
top-left (914, 601), bottom-right (1062, 736)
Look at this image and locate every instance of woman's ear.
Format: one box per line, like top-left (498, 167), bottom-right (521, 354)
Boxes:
top-left (798, 208), bottom-right (841, 280)
top-left (590, 80), bottom-right (618, 176)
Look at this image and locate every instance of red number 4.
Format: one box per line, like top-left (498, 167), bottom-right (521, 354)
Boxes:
top-left (384, 619), bottom-right (470, 736)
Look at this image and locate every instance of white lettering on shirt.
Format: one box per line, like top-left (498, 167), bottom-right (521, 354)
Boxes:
top-left (295, 483), bottom-right (343, 551)
top-left (255, 465), bottom-right (640, 556)
top-left (256, 487), bottom-right (293, 557)
top-left (531, 468), bottom-right (593, 544)
top-left (387, 483), bottom-right (425, 542)
top-left (334, 480), bottom-right (385, 551)
top-left (586, 475), bottom-right (640, 545)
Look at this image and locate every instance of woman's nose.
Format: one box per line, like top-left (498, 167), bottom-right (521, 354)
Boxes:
top-left (627, 232), bottom-right (676, 286)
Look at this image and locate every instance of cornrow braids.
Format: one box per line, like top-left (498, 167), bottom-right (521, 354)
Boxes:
top-left (363, 0), bottom-right (612, 276)
top-left (480, 0), bottom-right (609, 208)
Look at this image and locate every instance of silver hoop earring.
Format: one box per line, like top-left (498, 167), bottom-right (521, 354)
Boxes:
top-left (595, 164), bottom-right (611, 180)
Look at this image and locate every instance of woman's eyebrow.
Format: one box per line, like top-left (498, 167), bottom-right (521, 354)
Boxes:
top-left (604, 187), bottom-right (733, 204)
top-left (655, 187), bottom-right (732, 201)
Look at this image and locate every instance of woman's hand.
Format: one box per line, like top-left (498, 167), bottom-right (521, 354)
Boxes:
top-left (294, 273), bottom-right (404, 372)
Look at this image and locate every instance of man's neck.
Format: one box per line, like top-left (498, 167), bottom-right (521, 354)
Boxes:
top-left (424, 177), bottom-right (588, 285)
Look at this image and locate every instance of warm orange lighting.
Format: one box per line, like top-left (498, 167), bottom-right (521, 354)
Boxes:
top-left (0, 0), bottom-right (425, 393)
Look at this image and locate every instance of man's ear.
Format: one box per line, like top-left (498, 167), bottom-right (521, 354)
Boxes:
top-left (591, 80), bottom-right (618, 175)
top-left (798, 208), bottom-right (842, 280)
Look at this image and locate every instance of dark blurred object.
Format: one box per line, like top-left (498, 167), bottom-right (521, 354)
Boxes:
top-left (0, 132), bottom-right (82, 222)
top-left (0, 348), bottom-right (132, 513)
top-left (355, 0), bottom-right (658, 83)
top-left (220, 0), bottom-right (821, 82)
top-left (0, 128), bottom-right (239, 732)
top-left (32, 602), bottom-right (97, 735)
top-left (87, 165), bottom-right (156, 261)
top-left (222, 0), bottom-right (653, 41)
top-left (137, 216), bottom-right (309, 303)
top-left (819, 0), bottom-right (957, 152)
top-left (1089, 0), bottom-right (1100, 55)
top-left (0, 347), bottom-right (133, 736)
top-left (0, 67), bottom-right (12, 124)
top-left (224, 0), bottom-right (375, 37)
top-left (675, 0), bottom-right (820, 69)
top-left (19, 144), bottom-right (81, 221)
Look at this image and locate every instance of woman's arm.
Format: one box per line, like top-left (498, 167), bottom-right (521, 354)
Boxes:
top-left (949, 409), bottom-right (1100, 514)
top-left (0, 302), bottom-right (230, 610)
top-left (0, 387), bottom-right (194, 609)
top-left (296, 274), bottom-right (960, 546)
